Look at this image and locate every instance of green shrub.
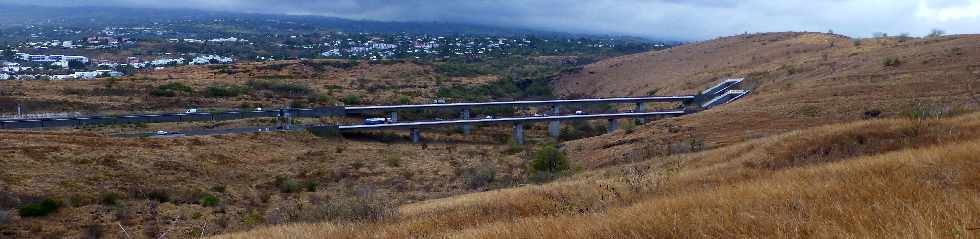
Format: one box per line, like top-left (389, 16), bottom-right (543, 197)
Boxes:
top-left (882, 57), bottom-right (902, 67)
top-left (463, 164), bottom-right (497, 189)
top-left (144, 190), bottom-right (171, 202)
top-left (210, 185), bottom-right (226, 193)
top-left (646, 88), bottom-right (660, 96)
top-left (529, 144), bottom-right (569, 173)
top-left (397, 96), bottom-right (412, 105)
top-left (341, 95), bottom-right (362, 105)
top-left (384, 154), bottom-right (401, 167)
top-left (205, 84), bottom-right (248, 97)
top-left (198, 194), bottom-right (220, 207)
top-left (434, 63), bottom-right (492, 77)
top-left (150, 82), bottom-right (194, 97)
top-left (19, 198), bottom-right (61, 217)
top-left (276, 176), bottom-right (301, 193)
top-left (303, 180), bottom-right (318, 192)
top-left (99, 192), bottom-right (122, 206)
top-left (247, 79), bottom-right (313, 96)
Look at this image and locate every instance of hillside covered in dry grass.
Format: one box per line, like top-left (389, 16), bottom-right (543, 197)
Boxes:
top-left (215, 32), bottom-right (980, 238)
top-left (558, 32), bottom-right (980, 166)
top-left (218, 110), bottom-right (980, 239)
top-left (1, 32), bottom-right (978, 238)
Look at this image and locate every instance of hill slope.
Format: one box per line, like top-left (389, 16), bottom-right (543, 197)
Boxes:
top-left (216, 32), bottom-right (980, 238)
top-left (558, 32), bottom-right (980, 166)
top-left (218, 109), bottom-right (980, 239)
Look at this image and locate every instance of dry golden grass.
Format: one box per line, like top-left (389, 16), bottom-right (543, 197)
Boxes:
top-left (216, 112), bottom-right (980, 239)
top-left (557, 32), bottom-right (980, 166)
top-left (0, 128), bottom-right (536, 238)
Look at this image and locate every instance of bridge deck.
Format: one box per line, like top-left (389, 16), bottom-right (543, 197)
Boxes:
top-left (338, 111), bottom-right (686, 130)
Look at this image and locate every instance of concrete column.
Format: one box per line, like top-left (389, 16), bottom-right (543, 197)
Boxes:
top-left (607, 118), bottom-right (619, 133)
top-left (275, 110), bottom-right (282, 130)
top-left (460, 109), bottom-right (471, 135)
top-left (513, 123), bottom-right (525, 145)
top-left (548, 105), bottom-right (560, 138)
top-left (388, 111), bottom-right (398, 123)
top-left (634, 102), bottom-right (647, 125)
top-left (283, 110), bottom-right (291, 130)
top-left (410, 128), bottom-right (420, 143)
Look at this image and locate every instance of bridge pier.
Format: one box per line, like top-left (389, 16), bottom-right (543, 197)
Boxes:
top-left (548, 105), bottom-right (560, 138)
top-left (283, 110), bottom-right (292, 130)
top-left (410, 128), bottom-right (420, 143)
top-left (607, 118), bottom-right (619, 133)
top-left (513, 123), bottom-right (525, 145)
top-left (634, 103), bottom-right (646, 125)
top-left (460, 109), bottom-right (471, 135)
top-left (274, 112), bottom-right (281, 130)
top-left (388, 112), bottom-right (398, 123)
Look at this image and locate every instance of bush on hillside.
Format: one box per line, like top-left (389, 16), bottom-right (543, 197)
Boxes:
top-left (434, 63), bottom-right (492, 77)
top-left (341, 95), bottom-right (362, 105)
top-left (205, 84), bottom-right (249, 97)
top-left (247, 79), bottom-right (313, 97)
top-left (276, 176), bottom-right (301, 193)
top-left (99, 192), bottom-right (122, 206)
top-left (463, 164), bottom-right (497, 189)
top-left (19, 198), bottom-right (61, 217)
top-left (150, 82), bottom-right (194, 97)
top-left (198, 194), bottom-right (220, 207)
top-left (529, 144), bottom-right (570, 173)
top-left (882, 57), bottom-right (902, 67)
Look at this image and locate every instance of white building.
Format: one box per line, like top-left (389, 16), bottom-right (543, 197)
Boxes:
top-left (51, 74), bottom-right (75, 80)
top-left (15, 53), bottom-right (89, 63)
top-left (320, 49), bottom-right (342, 57)
top-left (73, 70), bottom-right (124, 79)
top-left (191, 55), bottom-right (233, 65)
top-left (150, 58), bottom-right (185, 66)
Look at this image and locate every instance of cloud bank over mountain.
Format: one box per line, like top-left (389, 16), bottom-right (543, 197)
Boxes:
top-left (3, 0), bottom-right (979, 40)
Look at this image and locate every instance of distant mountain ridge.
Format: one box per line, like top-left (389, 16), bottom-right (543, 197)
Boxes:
top-left (0, 3), bottom-right (663, 41)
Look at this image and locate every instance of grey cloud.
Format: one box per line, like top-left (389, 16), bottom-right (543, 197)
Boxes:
top-left (2, 0), bottom-right (979, 40)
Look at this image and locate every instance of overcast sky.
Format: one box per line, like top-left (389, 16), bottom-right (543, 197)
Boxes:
top-left (4, 0), bottom-right (980, 40)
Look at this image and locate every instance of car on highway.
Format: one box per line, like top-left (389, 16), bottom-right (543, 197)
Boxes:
top-left (575, 110), bottom-right (586, 115)
top-left (145, 130), bottom-right (185, 137)
top-left (532, 113), bottom-right (543, 117)
top-left (364, 117), bottom-right (389, 125)
top-left (484, 115), bottom-right (494, 119)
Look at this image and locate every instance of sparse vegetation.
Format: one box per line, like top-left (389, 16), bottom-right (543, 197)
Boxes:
top-left (882, 57), bottom-right (902, 67)
top-left (150, 82), bottom-right (194, 97)
top-left (18, 198), bottom-right (61, 217)
top-left (275, 176), bottom-right (301, 193)
top-left (528, 143), bottom-right (570, 181)
top-left (247, 79), bottom-right (313, 97)
top-left (341, 94), bottom-right (362, 105)
top-left (206, 84), bottom-right (249, 97)
top-left (99, 192), bottom-right (122, 206)
top-left (199, 194), bottom-right (220, 207)
top-left (217, 112), bottom-right (980, 239)
top-left (462, 164), bottom-right (497, 189)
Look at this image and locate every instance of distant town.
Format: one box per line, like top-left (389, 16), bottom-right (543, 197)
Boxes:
top-left (0, 18), bottom-right (666, 81)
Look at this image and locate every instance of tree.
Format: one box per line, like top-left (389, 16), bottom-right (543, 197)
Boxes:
top-left (0, 48), bottom-right (14, 60)
top-left (67, 60), bottom-right (86, 69)
top-left (928, 29), bottom-right (946, 38)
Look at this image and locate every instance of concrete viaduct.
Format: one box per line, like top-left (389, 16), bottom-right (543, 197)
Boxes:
top-left (0, 79), bottom-right (748, 144)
